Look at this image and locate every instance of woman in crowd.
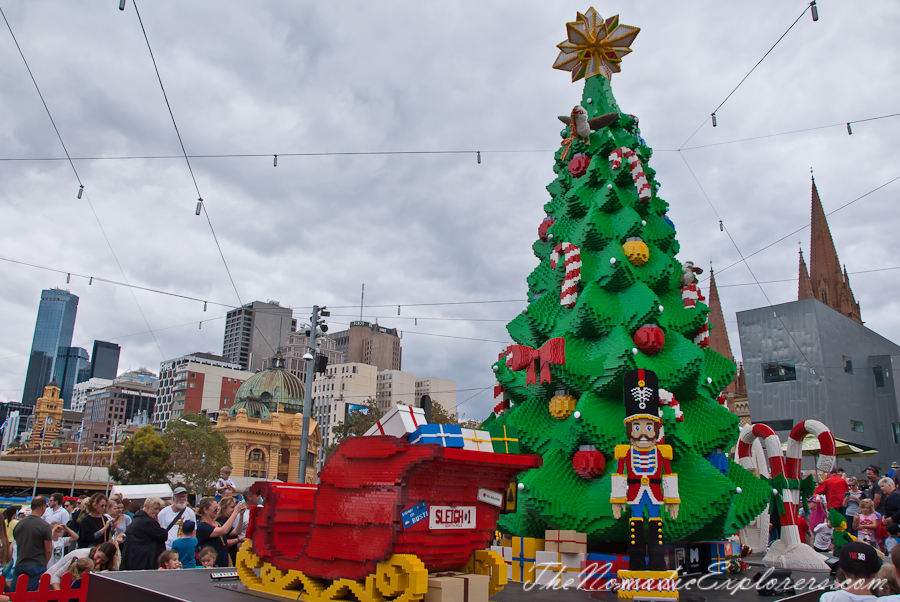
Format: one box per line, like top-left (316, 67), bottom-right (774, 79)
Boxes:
top-left (47, 542), bottom-right (117, 589)
top-left (216, 497), bottom-right (245, 566)
top-left (107, 499), bottom-right (132, 538)
top-left (121, 497), bottom-right (167, 571)
top-left (77, 493), bottom-right (120, 548)
top-left (195, 497), bottom-right (245, 568)
top-left (844, 477), bottom-right (864, 536)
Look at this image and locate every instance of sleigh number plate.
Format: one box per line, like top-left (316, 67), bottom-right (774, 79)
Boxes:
top-left (429, 506), bottom-right (476, 530)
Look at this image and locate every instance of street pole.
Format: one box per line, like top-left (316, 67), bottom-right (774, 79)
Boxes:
top-left (298, 306), bottom-right (319, 484)
top-left (70, 418), bottom-right (84, 497)
top-left (106, 422), bottom-right (117, 496)
top-left (32, 416), bottom-right (50, 499)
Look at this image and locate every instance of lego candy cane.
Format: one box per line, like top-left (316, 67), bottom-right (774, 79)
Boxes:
top-left (609, 147), bottom-right (651, 201)
top-left (785, 420), bottom-right (836, 477)
top-left (550, 242), bottom-right (581, 308)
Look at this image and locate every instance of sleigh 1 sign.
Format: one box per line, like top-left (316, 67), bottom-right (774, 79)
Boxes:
top-left (429, 506), bottom-right (476, 530)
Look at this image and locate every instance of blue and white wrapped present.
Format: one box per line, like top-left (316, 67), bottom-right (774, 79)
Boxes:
top-left (408, 424), bottom-right (465, 448)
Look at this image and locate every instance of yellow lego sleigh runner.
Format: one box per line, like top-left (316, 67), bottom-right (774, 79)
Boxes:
top-left (236, 435), bottom-right (541, 601)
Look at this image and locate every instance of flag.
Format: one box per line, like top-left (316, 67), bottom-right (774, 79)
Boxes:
top-left (75, 423), bottom-right (84, 440)
top-left (0, 415), bottom-right (8, 435)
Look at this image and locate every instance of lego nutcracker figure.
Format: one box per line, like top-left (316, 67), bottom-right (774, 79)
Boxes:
top-left (611, 369), bottom-right (680, 571)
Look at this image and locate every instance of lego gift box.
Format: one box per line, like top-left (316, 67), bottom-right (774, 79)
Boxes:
top-left (534, 551), bottom-right (585, 587)
top-left (364, 404), bottom-right (426, 437)
top-left (545, 530), bottom-right (587, 554)
top-left (424, 572), bottom-right (491, 602)
top-left (700, 540), bottom-right (737, 574)
top-left (460, 428), bottom-right (493, 452)
top-left (510, 536), bottom-right (544, 583)
top-left (409, 424), bottom-right (465, 448)
top-left (580, 553), bottom-right (629, 591)
top-left (487, 423), bottom-right (520, 454)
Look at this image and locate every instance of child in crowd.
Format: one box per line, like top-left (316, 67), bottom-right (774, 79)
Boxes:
top-left (49, 522), bottom-right (79, 565)
top-left (854, 498), bottom-right (881, 548)
top-left (813, 515), bottom-right (834, 553)
top-left (199, 547), bottom-right (218, 569)
top-left (158, 550), bottom-right (183, 570)
top-left (68, 557), bottom-right (94, 589)
top-left (216, 467), bottom-right (236, 503)
top-left (172, 520), bottom-right (198, 569)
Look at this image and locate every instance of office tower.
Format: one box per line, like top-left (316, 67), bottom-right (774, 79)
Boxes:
top-left (331, 321), bottom-right (402, 372)
top-left (264, 332), bottom-right (344, 384)
top-left (21, 289), bottom-right (79, 407)
top-left (223, 301), bottom-right (296, 372)
top-left (90, 340), bottom-right (121, 380)
top-left (53, 347), bottom-right (90, 409)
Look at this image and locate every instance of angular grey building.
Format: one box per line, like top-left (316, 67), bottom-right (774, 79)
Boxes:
top-left (223, 301), bottom-right (296, 372)
top-left (738, 297), bottom-right (900, 475)
top-left (90, 340), bottom-right (121, 380)
top-left (53, 346), bottom-right (90, 409)
top-left (21, 289), bottom-right (79, 407)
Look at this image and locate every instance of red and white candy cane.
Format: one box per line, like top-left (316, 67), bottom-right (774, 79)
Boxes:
top-left (736, 424), bottom-right (803, 547)
top-left (550, 242), bottom-right (581, 308)
top-left (681, 284), bottom-right (706, 309)
top-left (609, 147), bottom-right (651, 201)
top-left (786, 420), bottom-right (836, 478)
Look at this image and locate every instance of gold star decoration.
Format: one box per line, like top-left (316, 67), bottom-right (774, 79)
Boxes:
top-left (552, 8), bottom-right (640, 81)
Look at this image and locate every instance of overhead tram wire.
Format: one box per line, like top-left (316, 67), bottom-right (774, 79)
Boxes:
top-left (679, 3), bottom-right (814, 150)
top-left (679, 152), bottom-right (821, 380)
top-left (0, 3), bottom-right (165, 360)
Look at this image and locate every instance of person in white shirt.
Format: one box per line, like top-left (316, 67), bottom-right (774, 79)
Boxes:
top-left (42, 493), bottom-right (70, 527)
top-left (157, 487), bottom-right (196, 550)
top-left (240, 487), bottom-right (262, 538)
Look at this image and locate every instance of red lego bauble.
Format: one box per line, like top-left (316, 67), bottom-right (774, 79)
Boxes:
top-left (567, 153), bottom-right (590, 178)
top-left (573, 449), bottom-right (606, 479)
top-left (633, 324), bottom-right (665, 355)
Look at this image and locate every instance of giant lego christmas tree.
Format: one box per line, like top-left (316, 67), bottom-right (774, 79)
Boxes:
top-left (485, 8), bottom-right (770, 544)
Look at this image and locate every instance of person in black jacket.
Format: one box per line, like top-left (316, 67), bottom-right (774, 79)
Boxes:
top-left (881, 478), bottom-right (900, 526)
top-left (77, 493), bottom-right (120, 548)
top-left (121, 497), bottom-right (167, 571)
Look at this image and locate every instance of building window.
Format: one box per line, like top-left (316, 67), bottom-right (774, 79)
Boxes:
top-left (893, 423), bottom-right (900, 444)
top-left (874, 366), bottom-right (886, 388)
top-left (851, 420), bottom-right (864, 433)
top-left (843, 356), bottom-right (853, 374)
top-left (821, 290), bottom-right (827, 304)
top-left (762, 362), bottom-right (796, 383)
top-left (757, 419), bottom-right (793, 431)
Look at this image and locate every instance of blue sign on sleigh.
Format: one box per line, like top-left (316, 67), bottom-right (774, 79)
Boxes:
top-left (401, 501), bottom-right (428, 529)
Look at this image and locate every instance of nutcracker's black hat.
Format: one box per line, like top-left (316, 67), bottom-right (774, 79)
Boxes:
top-left (623, 368), bottom-right (660, 424)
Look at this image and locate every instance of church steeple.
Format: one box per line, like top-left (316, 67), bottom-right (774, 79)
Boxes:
top-left (798, 247), bottom-right (813, 300)
top-left (807, 175), bottom-right (862, 323)
top-left (706, 266), bottom-right (734, 362)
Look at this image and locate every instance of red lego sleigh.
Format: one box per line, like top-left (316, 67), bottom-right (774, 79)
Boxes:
top-left (236, 435), bottom-right (541, 601)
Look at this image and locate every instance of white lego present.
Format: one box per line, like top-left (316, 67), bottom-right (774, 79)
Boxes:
top-left (461, 428), bottom-right (493, 452)
top-left (534, 551), bottom-right (562, 586)
top-left (364, 404), bottom-right (427, 438)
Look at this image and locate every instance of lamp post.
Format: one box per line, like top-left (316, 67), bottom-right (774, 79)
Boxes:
top-left (105, 422), bottom-right (118, 496)
top-left (70, 418), bottom-right (85, 497)
top-left (298, 305), bottom-right (328, 484)
top-left (32, 416), bottom-right (52, 499)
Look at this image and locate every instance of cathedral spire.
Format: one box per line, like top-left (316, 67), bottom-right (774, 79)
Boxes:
top-left (808, 176), bottom-right (862, 323)
top-left (706, 266), bottom-right (734, 362)
top-left (798, 247), bottom-right (813, 300)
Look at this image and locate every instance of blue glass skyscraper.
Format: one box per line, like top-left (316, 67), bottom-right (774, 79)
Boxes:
top-left (21, 288), bottom-right (79, 407)
top-left (54, 346), bottom-right (90, 409)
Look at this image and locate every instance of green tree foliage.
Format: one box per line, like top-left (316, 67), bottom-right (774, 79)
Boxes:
top-left (108, 425), bottom-right (172, 485)
top-left (164, 412), bottom-right (231, 496)
top-left (487, 73), bottom-right (769, 543)
top-left (427, 401), bottom-right (459, 425)
top-left (324, 399), bottom-right (382, 456)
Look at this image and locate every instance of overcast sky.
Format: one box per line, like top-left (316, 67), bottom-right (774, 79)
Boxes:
top-left (1, 1), bottom-right (898, 421)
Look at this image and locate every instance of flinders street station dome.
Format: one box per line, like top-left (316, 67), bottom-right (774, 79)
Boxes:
top-left (228, 349), bottom-right (305, 418)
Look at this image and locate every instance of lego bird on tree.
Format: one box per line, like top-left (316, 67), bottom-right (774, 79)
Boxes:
top-left (484, 7), bottom-right (770, 546)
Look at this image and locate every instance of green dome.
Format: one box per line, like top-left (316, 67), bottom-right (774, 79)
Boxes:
top-left (228, 349), bottom-right (304, 417)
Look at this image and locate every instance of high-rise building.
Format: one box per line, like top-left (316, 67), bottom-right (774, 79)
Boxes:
top-left (83, 380), bottom-right (156, 445)
top-left (53, 347), bottom-right (90, 409)
top-left (71, 377), bottom-right (113, 413)
top-left (21, 289), bottom-right (79, 407)
top-left (311, 362), bottom-right (378, 470)
top-left (375, 370), bottom-right (416, 410)
top-left (90, 341), bottom-right (121, 380)
top-left (263, 332), bottom-right (344, 384)
top-left (331, 321), bottom-right (402, 372)
top-left (0, 400), bottom-right (25, 450)
top-left (223, 301), bottom-right (296, 372)
top-left (415, 377), bottom-right (457, 415)
top-left (153, 352), bottom-right (252, 429)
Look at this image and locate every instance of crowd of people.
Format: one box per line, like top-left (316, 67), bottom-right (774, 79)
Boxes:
top-left (0, 467), bottom-right (260, 593)
top-left (793, 463), bottom-right (900, 556)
